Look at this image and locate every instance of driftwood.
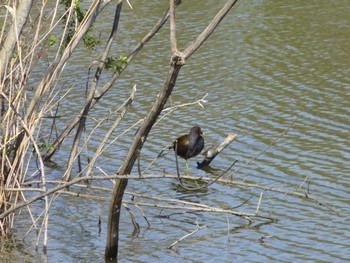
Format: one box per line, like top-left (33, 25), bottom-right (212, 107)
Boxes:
top-left (197, 133), bottom-right (237, 168)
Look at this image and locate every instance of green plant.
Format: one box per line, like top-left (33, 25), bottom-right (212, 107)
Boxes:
top-left (49, 35), bottom-right (56, 46)
top-left (105, 56), bottom-right (128, 73)
top-left (60, 0), bottom-right (99, 49)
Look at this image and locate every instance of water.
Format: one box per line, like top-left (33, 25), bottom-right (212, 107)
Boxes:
top-left (2, 0), bottom-right (350, 262)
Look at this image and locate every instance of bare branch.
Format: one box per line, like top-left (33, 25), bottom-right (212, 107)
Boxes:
top-left (2, 172), bottom-right (335, 221)
top-left (25, 0), bottom-right (111, 123)
top-left (197, 133), bottom-right (237, 168)
top-left (230, 117), bottom-right (299, 178)
top-left (78, 84), bottom-right (136, 179)
top-left (170, 0), bottom-right (178, 54)
top-left (123, 204), bottom-right (140, 237)
top-left (255, 192), bottom-right (263, 214)
top-left (64, 0), bottom-right (123, 181)
top-left (0, 1), bottom-right (33, 78)
top-left (183, 0), bottom-right (239, 59)
top-left (42, 1), bottom-right (176, 161)
top-left (168, 222), bottom-right (206, 249)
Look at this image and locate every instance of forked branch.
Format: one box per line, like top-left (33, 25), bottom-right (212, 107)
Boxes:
top-left (105, 0), bottom-right (240, 260)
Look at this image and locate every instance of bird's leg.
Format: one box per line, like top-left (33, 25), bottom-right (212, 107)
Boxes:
top-left (174, 140), bottom-right (181, 175)
top-left (185, 159), bottom-right (189, 174)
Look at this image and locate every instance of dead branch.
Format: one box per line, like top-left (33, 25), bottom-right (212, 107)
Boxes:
top-left (0, 1), bottom-right (33, 78)
top-left (63, 0), bottom-right (123, 181)
top-left (75, 84), bottom-right (136, 179)
top-left (155, 94), bottom-right (208, 127)
top-left (176, 159), bottom-right (238, 191)
top-left (105, 0), bottom-right (191, 258)
top-left (123, 204), bottom-right (140, 237)
top-left (5, 185), bottom-right (273, 226)
top-left (2, 170), bottom-right (335, 223)
top-left (167, 222), bottom-right (206, 249)
top-left (26, 0), bottom-right (111, 124)
top-left (230, 117), bottom-right (298, 178)
top-left (42, 0), bottom-right (182, 162)
top-left (133, 203), bottom-right (151, 228)
top-left (37, 188), bottom-right (277, 224)
top-left (255, 192), bottom-right (263, 214)
top-left (197, 133), bottom-right (237, 168)
top-left (183, 0), bottom-right (239, 59)
top-left (19, 173), bottom-right (331, 206)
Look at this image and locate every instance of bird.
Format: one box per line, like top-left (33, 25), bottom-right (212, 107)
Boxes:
top-left (172, 126), bottom-right (205, 173)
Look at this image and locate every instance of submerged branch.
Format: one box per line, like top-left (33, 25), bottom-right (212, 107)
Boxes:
top-left (168, 222), bottom-right (207, 249)
top-left (1, 172), bottom-right (335, 220)
top-left (5, 184), bottom-right (278, 224)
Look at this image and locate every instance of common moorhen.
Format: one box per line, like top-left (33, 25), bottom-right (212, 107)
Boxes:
top-left (172, 126), bottom-right (205, 172)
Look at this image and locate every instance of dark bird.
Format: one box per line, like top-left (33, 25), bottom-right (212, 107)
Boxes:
top-left (172, 126), bottom-right (205, 173)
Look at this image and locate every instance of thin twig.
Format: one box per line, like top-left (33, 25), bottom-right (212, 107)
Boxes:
top-left (11, 173), bottom-right (335, 215)
top-left (123, 204), bottom-right (140, 236)
top-left (255, 192), bottom-right (263, 214)
top-left (177, 159), bottom-right (238, 191)
top-left (155, 94), bottom-right (208, 127)
top-left (296, 175), bottom-right (309, 192)
top-left (84, 84), bottom-right (137, 178)
top-left (134, 204), bottom-right (150, 228)
top-left (226, 215), bottom-right (231, 241)
top-left (231, 117), bottom-right (299, 179)
top-left (43, 0), bottom-right (179, 161)
top-left (53, 189), bottom-right (274, 223)
top-left (168, 222), bottom-right (206, 249)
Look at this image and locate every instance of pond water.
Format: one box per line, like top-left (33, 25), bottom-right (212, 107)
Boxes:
top-left (2, 0), bottom-right (350, 262)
